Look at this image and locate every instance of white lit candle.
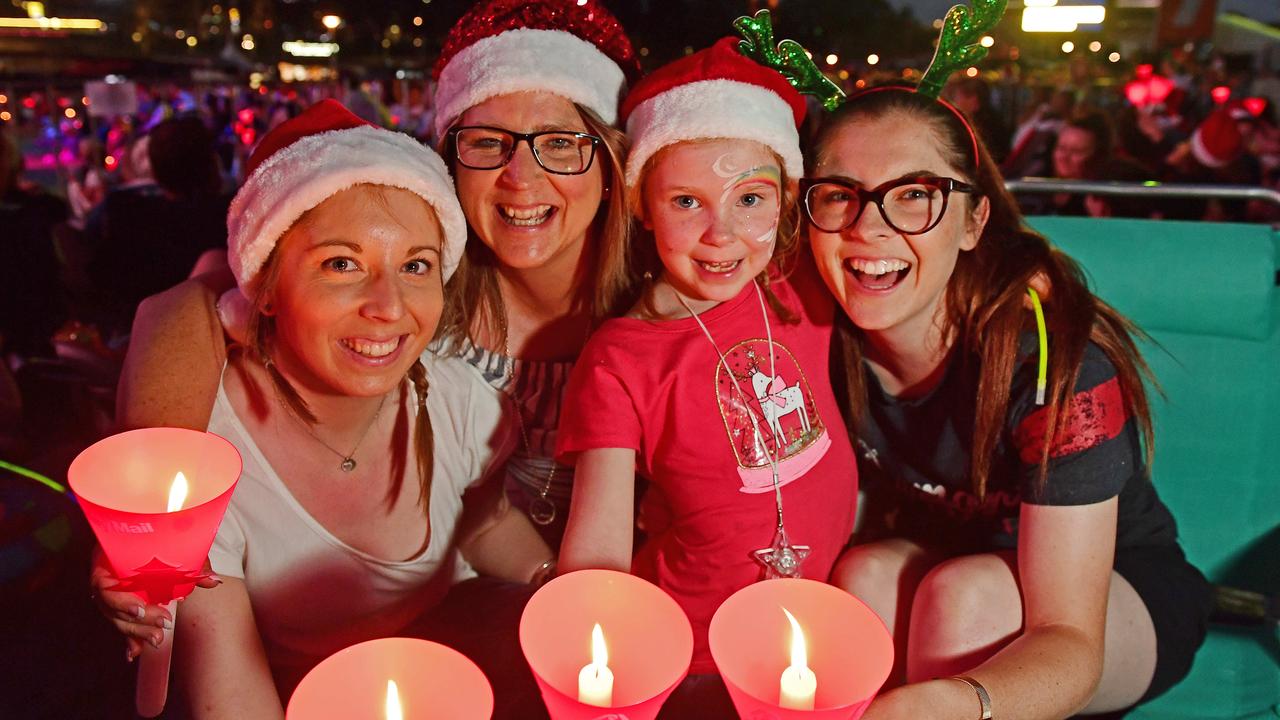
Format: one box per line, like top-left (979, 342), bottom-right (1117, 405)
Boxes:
top-left (167, 471), bottom-right (189, 512)
top-left (577, 623), bottom-right (614, 707)
top-left (779, 607), bottom-right (817, 710)
top-left (385, 679), bottom-right (403, 720)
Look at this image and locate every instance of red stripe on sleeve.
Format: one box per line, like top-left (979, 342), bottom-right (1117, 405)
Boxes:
top-left (1015, 376), bottom-right (1129, 465)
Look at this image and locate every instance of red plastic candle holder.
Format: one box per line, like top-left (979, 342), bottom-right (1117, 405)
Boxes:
top-left (286, 638), bottom-right (493, 720)
top-left (520, 569), bottom-right (693, 720)
top-left (70, 428), bottom-right (241, 605)
top-left (709, 579), bottom-right (893, 719)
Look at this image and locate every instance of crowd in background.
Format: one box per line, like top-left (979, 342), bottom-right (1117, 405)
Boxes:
top-left (2, 47), bottom-right (1279, 476)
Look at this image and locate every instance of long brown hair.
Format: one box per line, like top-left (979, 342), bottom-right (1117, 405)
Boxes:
top-left (813, 89), bottom-right (1155, 498)
top-left (621, 141), bottom-right (802, 322)
top-left (244, 185), bottom-right (436, 511)
top-left (434, 104), bottom-right (634, 353)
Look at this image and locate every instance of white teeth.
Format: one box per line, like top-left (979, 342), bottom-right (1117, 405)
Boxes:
top-left (342, 337), bottom-right (401, 358)
top-left (498, 204), bottom-right (553, 226)
top-left (697, 259), bottom-right (741, 273)
top-left (847, 258), bottom-right (909, 276)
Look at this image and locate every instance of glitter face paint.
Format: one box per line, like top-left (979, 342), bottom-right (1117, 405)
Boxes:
top-left (643, 141), bottom-right (781, 306)
top-left (712, 152), bottom-right (781, 245)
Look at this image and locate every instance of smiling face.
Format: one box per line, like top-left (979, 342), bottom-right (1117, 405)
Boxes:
top-left (263, 184), bottom-right (444, 398)
top-left (809, 113), bottom-right (988, 345)
top-left (642, 139), bottom-right (782, 305)
top-left (451, 92), bottom-right (605, 272)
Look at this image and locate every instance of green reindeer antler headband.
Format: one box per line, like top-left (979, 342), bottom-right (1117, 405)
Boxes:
top-left (732, 10), bottom-right (846, 111)
top-left (918, 0), bottom-right (1008, 99)
top-left (733, 1), bottom-right (1007, 106)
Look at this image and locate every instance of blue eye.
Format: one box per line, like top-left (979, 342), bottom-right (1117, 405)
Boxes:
top-left (674, 195), bottom-right (700, 209)
top-left (740, 192), bottom-right (763, 208)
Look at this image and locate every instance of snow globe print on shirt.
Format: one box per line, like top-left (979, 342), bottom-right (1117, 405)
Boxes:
top-left (716, 339), bottom-right (832, 493)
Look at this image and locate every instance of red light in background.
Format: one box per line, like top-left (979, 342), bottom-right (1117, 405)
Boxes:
top-left (1136, 64), bottom-right (1154, 80)
top-left (240, 128), bottom-right (255, 146)
top-left (1243, 97), bottom-right (1266, 117)
top-left (237, 108), bottom-right (254, 125)
top-left (1211, 86), bottom-right (1231, 104)
top-left (23, 97), bottom-right (36, 109)
top-left (257, 86), bottom-right (268, 95)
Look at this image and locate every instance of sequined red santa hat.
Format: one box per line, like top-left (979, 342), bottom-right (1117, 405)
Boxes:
top-left (227, 99), bottom-right (467, 294)
top-left (1190, 103), bottom-right (1247, 168)
top-left (432, 0), bottom-right (640, 140)
top-left (620, 36), bottom-right (806, 190)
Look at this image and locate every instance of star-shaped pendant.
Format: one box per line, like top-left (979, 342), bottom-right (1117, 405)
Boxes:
top-left (752, 526), bottom-right (810, 579)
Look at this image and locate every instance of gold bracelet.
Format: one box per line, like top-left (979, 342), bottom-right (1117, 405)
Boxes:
top-left (949, 676), bottom-right (993, 720)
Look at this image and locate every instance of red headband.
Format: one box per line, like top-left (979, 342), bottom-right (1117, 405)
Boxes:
top-left (845, 86), bottom-right (981, 173)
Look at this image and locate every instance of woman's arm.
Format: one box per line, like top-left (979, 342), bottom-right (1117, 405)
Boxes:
top-left (116, 270), bottom-right (233, 430)
top-left (558, 448), bottom-right (636, 574)
top-left (457, 483), bottom-right (554, 583)
top-left (177, 578), bottom-right (284, 719)
top-left (867, 498), bottom-right (1117, 720)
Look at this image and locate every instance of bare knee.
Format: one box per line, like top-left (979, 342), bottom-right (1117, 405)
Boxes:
top-left (907, 554), bottom-right (1023, 680)
top-left (832, 540), bottom-right (932, 633)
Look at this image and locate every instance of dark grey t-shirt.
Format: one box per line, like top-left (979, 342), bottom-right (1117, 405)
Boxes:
top-left (845, 333), bottom-right (1180, 554)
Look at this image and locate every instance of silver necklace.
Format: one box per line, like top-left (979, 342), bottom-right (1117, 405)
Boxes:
top-left (498, 309), bottom-right (559, 526)
top-left (673, 281), bottom-right (811, 579)
top-left (286, 392), bottom-right (387, 473)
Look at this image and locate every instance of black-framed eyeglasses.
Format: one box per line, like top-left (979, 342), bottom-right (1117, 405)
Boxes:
top-left (446, 125), bottom-right (602, 175)
top-left (800, 175), bottom-right (976, 235)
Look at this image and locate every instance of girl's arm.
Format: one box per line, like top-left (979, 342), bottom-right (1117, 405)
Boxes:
top-left (558, 448), bottom-right (636, 573)
top-left (176, 578), bottom-right (284, 719)
top-left (117, 270), bottom-right (233, 430)
top-left (867, 498), bottom-right (1117, 720)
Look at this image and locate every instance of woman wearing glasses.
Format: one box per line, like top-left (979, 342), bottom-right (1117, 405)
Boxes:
top-left (803, 89), bottom-right (1210, 719)
top-left (427, 0), bottom-right (640, 550)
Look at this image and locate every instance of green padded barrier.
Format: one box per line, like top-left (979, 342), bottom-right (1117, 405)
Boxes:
top-left (1027, 217), bottom-right (1277, 341)
top-left (1029, 217), bottom-right (1280, 720)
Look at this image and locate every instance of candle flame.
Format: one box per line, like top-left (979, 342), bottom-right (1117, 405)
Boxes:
top-left (591, 623), bottom-right (609, 668)
top-left (385, 679), bottom-right (402, 720)
top-left (167, 472), bottom-right (189, 513)
top-left (782, 607), bottom-right (809, 670)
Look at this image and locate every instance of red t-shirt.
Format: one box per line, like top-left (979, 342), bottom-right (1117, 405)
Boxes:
top-left (557, 264), bottom-right (858, 674)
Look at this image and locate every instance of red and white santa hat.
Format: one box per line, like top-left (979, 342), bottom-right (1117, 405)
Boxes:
top-left (621, 36), bottom-right (807, 189)
top-left (227, 99), bottom-right (468, 294)
top-left (1190, 104), bottom-right (1246, 169)
top-left (432, 0), bottom-right (640, 140)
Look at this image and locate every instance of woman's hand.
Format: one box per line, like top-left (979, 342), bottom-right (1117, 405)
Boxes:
top-left (90, 547), bottom-right (222, 661)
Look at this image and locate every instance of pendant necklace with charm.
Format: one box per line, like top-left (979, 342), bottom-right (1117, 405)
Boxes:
top-left (673, 280), bottom-right (811, 579)
top-left (272, 359), bottom-right (388, 472)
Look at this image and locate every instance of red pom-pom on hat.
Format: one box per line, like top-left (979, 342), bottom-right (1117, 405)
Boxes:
top-left (622, 37), bottom-right (806, 188)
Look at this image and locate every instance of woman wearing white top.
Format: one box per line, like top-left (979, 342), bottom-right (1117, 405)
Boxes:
top-left (93, 100), bottom-right (553, 718)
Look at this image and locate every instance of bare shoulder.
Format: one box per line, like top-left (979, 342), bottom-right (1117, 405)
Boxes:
top-left (117, 273), bottom-right (233, 430)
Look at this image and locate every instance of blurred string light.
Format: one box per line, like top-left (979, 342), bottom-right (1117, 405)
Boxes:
top-left (321, 14), bottom-right (342, 30)
top-left (966, 67), bottom-right (979, 77)
top-left (866, 53), bottom-right (879, 66)
top-left (1109, 52), bottom-right (1121, 62)
top-left (825, 53), bottom-right (838, 66)
top-left (1061, 40), bottom-right (1075, 52)
top-left (1089, 40), bottom-right (1102, 52)
top-left (1022, 5), bottom-right (1105, 32)
top-left (241, 34), bottom-right (255, 50)
top-left (979, 35), bottom-right (994, 48)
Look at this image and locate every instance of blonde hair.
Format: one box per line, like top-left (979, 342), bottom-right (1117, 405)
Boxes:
top-left (435, 104), bottom-right (635, 352)
top-left (243, 185), bottom-right (438, 510)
